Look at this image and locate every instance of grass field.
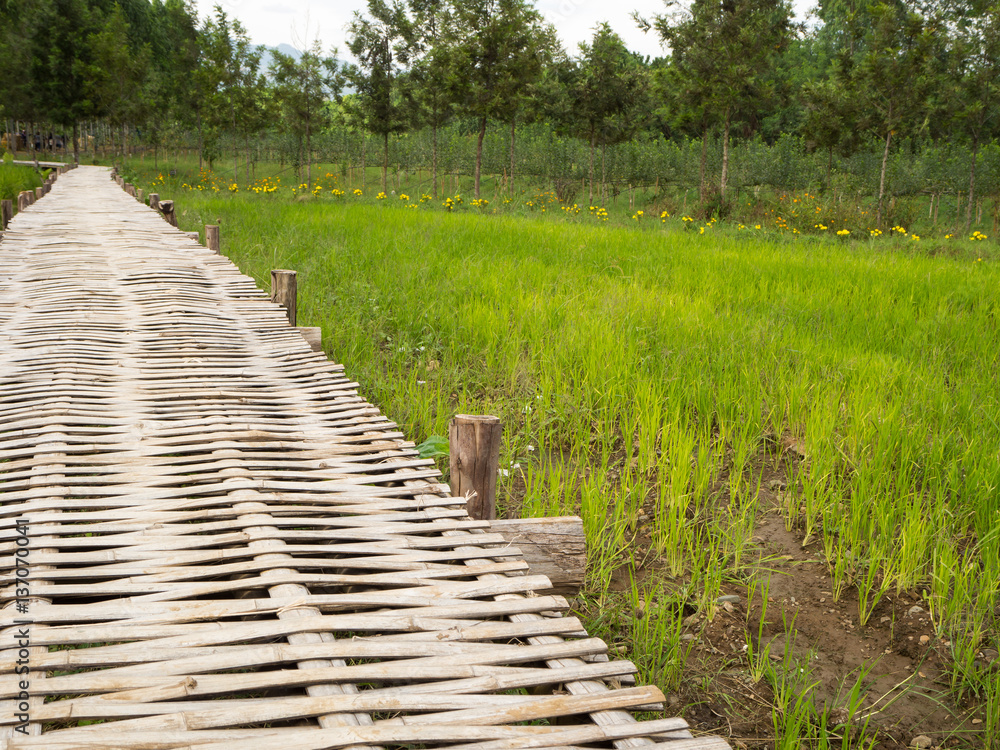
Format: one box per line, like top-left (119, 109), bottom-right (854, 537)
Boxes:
top-left (125, 163), bottom-right (999, 748)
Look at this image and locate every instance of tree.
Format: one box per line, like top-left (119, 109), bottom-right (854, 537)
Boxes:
top-left (942, 5), bottom-right (1000, 231)
top-left (405, 0), bottom-right (455, 199)
top-left (146, 0), bottom-right (201, 167)
top-left (26, 0), bottom-right (107, 165)
top-left (550, 24), bottom-right (649, 204)
top-left (271, 41), bottom-right (343, 188)
top-left (198, 6), bottom-right (269, 182)
top-left (836, 2), bottom-right (936, 225)
top-left (346, 0), bottom-right (414, 194)
top-left (84, 3), bottom-right (151, 164)
top-left (446, 0), bottom-right (555, 199)
top-left (799, 76), bottom-right (855, 188)
top-left (642, 0), bottom-right (793, 204)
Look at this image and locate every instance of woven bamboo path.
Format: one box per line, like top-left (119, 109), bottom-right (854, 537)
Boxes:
top-left (0, 166), bottom-right (730, 750)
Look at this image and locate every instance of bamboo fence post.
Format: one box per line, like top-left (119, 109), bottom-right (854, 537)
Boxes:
top-left (1, 199), bottom-right (11, 229)
top-left (449, 415), bottom-right (502, 521)
top-left (270, 270), bottom-right (297, 326)
top-left (159, 199), bottom-right (177, 227)
top-left (206, 224), bottom-right (220, 254)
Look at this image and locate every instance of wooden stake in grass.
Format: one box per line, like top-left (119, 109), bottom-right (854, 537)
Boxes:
top-left (149, 193), bottom-right (160, 211)
top-left (159, 199), bottom-right (177, 227)
top-left (206, 225), bottom-right (220, 254)
top-left (271, 269), bottom-right (297, 326)
top-left (449, 415), bottom-right (502, 521)
top-left (35, 187), bottom-right (43, 201)
top-left (1, 199), bottom-right (11, 229)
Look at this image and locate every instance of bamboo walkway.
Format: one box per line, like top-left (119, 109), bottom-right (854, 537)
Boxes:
top-left (0, 167), bottom-right (729, 750)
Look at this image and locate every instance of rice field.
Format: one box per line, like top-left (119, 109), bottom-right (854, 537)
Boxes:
top-left (137, 167), bottom-right (998, 748)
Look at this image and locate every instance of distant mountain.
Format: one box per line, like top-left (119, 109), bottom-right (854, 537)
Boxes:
top-left (274, 44), bottom-right (303, 60)
top-left (258, 44), bottom-right (302, 71)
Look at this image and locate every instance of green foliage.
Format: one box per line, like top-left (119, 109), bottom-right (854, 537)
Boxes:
top-left (416, 434), bottom-right (449, 459)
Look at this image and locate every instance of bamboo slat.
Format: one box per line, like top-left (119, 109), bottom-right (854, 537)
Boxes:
top-left (0, 167), bottom-right (728, 750)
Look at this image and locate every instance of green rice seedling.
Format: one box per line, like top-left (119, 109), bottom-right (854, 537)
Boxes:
top-left (581, 470), bottom-right (630, 596)
top-left (653, 416), bottom-right (696, 565)
top-left (724, 468), bottom-right (763, 576)
top-left (766, 624), bottom-right (821, 749)
top-left (652, 459), bottom-right (688, 576)
top-left (984, 664), bottom-right (1000, 749)
top-left (857, 538), bottom-right (895, 626)
top-left (742, 572), bottom-right (773, 683)
top-left (626, 576), bottom-right (689, 693)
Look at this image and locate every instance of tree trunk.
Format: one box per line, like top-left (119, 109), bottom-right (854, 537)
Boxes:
top-left (30, 122), bottom-right (38, 169)
top-left (720, 108), bottom-right (731, 202)
top-left (699, 127), bottom-right (708, 203)
top-left (588, 125), bottom-right (596, 205)
top-left (827, 145), bottom-right (833, 190)
top-left (197, 112), bottom-right (204, 173)
top-left (876, 128), bottom-right (892, 227)
top-left (509, 118), bottom-right (516, 196)
top-left (72, 122), bottom-right (79, 165)
top-left (474, 117), bottom-right (487, 200)
top-left (306, 121), bottom-right (312, 190)
top-left (362, 135), bottom-right (367, 191)
top-left (382, 131), bottom-right (389, 194)
top-left (432, 122), bottom-right (439, 200)
top-left (601, 140), bottom-right (607, 202)
top-left (966, 139), bottom-right (978, 233)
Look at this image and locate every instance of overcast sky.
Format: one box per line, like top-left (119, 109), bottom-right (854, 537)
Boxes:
top-left (192, 0), bottom-right (817, 61)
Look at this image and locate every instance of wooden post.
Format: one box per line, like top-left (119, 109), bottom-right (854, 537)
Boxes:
top-left (34, 187), bottom-right (43, 200)
top-left (270, 270), bottom-right (297, 326)
top-left (1, 200), bottom-right (12, 229)
top-left (205, 225), bottom-right (220, 254)
top-left (17, 192), bottom-right (29, 212)
top-left (137, 188), bottom-right (144, 203)
top-left (449, 414), bottom-right (502, 521)
top-left (159, 199), bottom-right (177, 227)
top-left (148, 193), bottom-right (160, 211)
